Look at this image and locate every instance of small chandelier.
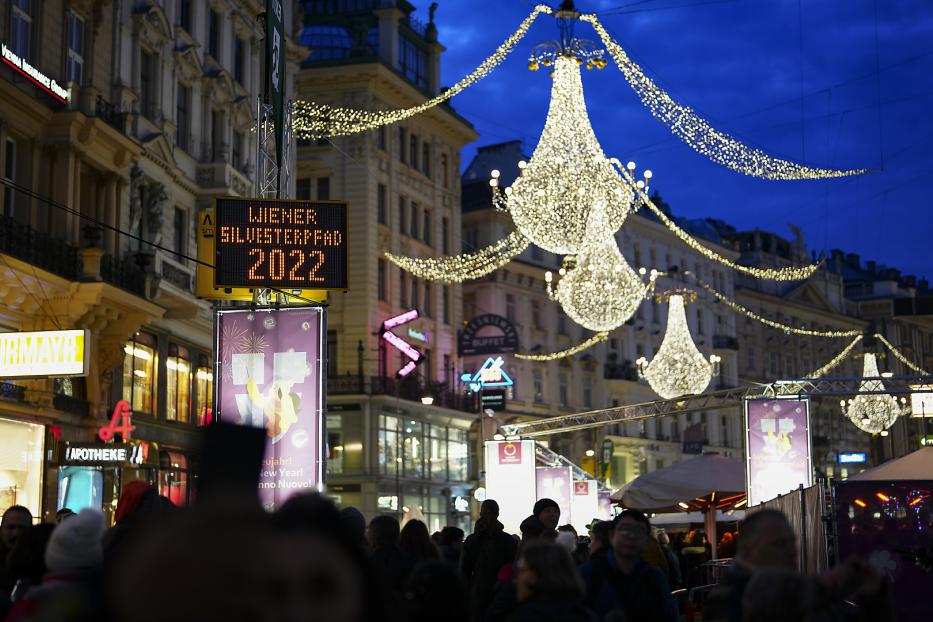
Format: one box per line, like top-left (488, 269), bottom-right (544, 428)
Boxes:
top-left (842, 353), bottom-right (909, 434)
top-left (636, 292), bottom-right (720, 399)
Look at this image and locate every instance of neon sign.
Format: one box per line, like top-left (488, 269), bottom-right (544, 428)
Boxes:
top-left (381, 310), bottom-right (422, 378)
top-left (98, 400), bottom-right (135, 441)
top-left (1, 44), bottom-right (70, 103)
top-left (461, 357), bottom-right (513, 392)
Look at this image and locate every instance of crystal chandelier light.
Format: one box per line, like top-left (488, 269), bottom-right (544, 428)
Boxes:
top-left (636, 292), bottom-right (721, 399)
top-left (842, 353), bottom-right (909, 434)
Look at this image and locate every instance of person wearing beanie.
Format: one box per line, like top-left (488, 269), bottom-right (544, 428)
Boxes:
top-left (533, 498), bottom-right (561, 532)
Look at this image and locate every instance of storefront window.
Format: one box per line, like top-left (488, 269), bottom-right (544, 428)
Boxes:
top-left (166, 344), bottom-right (191, 423)
top-left (327, 414), bottom-right (343, 474)
top-left (195, 355), bottom-right (213, 426)
top-left (403, 420), bottom-right (424, 478)
top-left (122, 333), bottom-right (157, 415)
top-left (378, 415), bottom-right (399, 474)
top-left (57, 466), bottom-right (102, 514)
top-left (159, 451), bottom-right (188, 506)
top-left (0, 418), bottom-right (44, 518)
top-left (429, 425), bottom-right (447, 480)
top-left (449, 428), bottom-right (468, 481)
top-left (426, 496), bottom-right (446, 533)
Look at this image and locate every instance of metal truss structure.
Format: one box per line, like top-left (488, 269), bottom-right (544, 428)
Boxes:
top-left (535, 442), bottom-right (612, 494)
top-left (502, 375), bottom-right (933, 438)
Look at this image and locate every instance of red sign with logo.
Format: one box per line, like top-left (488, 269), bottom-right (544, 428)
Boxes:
top-left (574, 481), bottom-right (590, 496)
top-left (498, 441), bottom-right (522, 464)
top-left (98, 400), bottom-right (135, 441)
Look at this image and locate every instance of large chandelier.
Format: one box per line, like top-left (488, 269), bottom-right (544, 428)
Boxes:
top-left (842, 353), bottom-right (909, 434)
top-left (636, 292), bottom-right (720, 399)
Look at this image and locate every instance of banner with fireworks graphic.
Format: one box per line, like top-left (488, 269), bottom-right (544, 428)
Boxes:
top-left (215, 307), bottom-right (325, 510)
top-left (745, 398), bottom-right (812, 507)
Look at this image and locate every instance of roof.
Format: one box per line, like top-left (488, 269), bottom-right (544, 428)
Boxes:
top-left (846, 447), bottom-right (933, 481)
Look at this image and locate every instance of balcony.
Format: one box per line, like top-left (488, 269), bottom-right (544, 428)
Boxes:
top-left (713, 335), bottom-right (739, 350)
top-left (93, 95), bottom-right (129, 135)
top-left (328, 375), bottom-right (476, 413)
top-left (99, 253), bottom-right (148, 298)
top-left (0, 215), bottom-right (80, 281)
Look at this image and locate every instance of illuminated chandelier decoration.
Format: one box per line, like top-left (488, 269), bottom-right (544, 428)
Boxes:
top-left (842, 353), bottom-right (909, 434)
top-left (636, 292), bottom-right (721, 399)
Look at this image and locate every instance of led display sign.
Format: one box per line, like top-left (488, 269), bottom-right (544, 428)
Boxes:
top-left (0, 329), bottom-right (88, 378)
top-left (838, 452), bottom-right (867, 464)
top-left (214, 197), bottom-right (348, 290)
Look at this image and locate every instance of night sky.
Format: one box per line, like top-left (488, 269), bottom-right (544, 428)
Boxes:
top-left (407, 0), bottom-right (933, 279)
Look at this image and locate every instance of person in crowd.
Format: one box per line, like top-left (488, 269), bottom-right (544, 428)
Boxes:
top-left (656, 528), bottom-right (682, 589)
top-left (400, 519), bottom-right (440, 563)
top-left (369, 514), bottom-right (415, 595)
top-left (641, 525), bottom-right (671, 581)
top-left (404, 561), bottom-right (470, 622)
top-left (7, 508), bottom-right (106, 622)
top-left (588, 521), bottom-right (612, 562)
top-left (717, 531), bottom-right (737, 559)
top-left (579, 509), bottom-right (678, 622)
top-left (102, 481), bottom-right (176, 573)
top-left (507, 543), bottom-right (596, 622)
top-left (533, 499), bottom-right (561, 533)
top-left (1, 506), bottom-right (33, 596)
top-left (438, 526), bottom-right (465, 568)
top-left (55, 509), bottom-right (75, 524)
top-left (739, 569), bottom-right (813, 622)
top-left (679, 528), bottom-right (709, 587)
top-left (6, 524), bottom-right (55, 604)
top-left (340, 506), bottom-right (369, 552)
top-left (461, 500), bottom-right (518, 622)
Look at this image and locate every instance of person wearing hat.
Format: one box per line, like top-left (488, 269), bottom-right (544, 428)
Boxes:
top-left (532, 498), bottom-right (561, 532)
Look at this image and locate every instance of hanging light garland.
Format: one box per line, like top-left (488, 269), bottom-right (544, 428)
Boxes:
top-left (497, 55), bottom-right (634, 254)
top-left (515, 332), bottom-right (609, 361)
top-left (292, 5), bottom-right (552, 139)
top-left (842, 353), bottom-right (909, 434)
top-left (581, 14), bottom-right (869, 181)
top-left (805, 335), bottom-right (864, 378)
top-left (875, 333), bottom-right (930, 375)
top-left (384, 231), bottom-right (529, 283)
top-left (636, 292), bottom-right (721, 399)
top-left (684, 271), bottom-right (863, 337)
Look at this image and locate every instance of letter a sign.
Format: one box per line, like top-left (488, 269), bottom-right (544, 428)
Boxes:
top-left (266, 0), bottom-right (285, 179)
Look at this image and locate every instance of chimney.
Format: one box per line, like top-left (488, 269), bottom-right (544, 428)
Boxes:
top-left (846, 253), bottom-right (860, 268)
top-left (920, 278), bottom-right (930, 291)
top-left (866, 260), bottom-right (876, 274)
top-left (905, 275), bottom-right (917, 288)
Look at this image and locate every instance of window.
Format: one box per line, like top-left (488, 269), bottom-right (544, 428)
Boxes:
top-left (377, 183), bottom-right (387, 225)
top-left (410, 202), bottom-right (418, 239)
top-left (443, 355), bottom-right (451, 382)
top-left (299, 25), bottom-right (352, 60)
top-left (397, 34), bottom-right (427, 89)
top-left (317, 177), bottom-right (330, 200)
top-left (696, 309), bottom-right (704, 335)
top-left (377, 126), bottom-right (386, 151)
top-left (531, 300), bottom-right (542, 330)
top-left (232, 131), bottom-right (244, 170)
top-left (10, 0), bottom-right (31, 58)
top-left (423, 282), bottom-right (431, 317)
top-left (66, 11), bottom-right (85, 85)
top-left (421, 142), bottom-right (430, 177)
top-left (442, 286), bottom-right (450, 324)
top-left (211, 109), bottom-right (225, 162)
top-left (429, 425), bottom-right (447, 480)
top-left (140, 51), bottom-right (157, 119)
top-left (720, 415), bottom-right (730, 447)
top-left (2, 139), bottom-right (15, 218)
top-left (441, 153), bottom-right (449, 188)
top-left (464, 227), bottom-right (477, 251)
top-left (403, 420), bottom-right (424, 477)
top-left (558, 312), bottom-right (567, 335)
top-left (378, 415), bottom-right (399, 474)
top-left (327, 330), bottom-right (337, 377)
top-left (442, 218), bottom-right (449, 254)
top-left (178, 0), bottom-right (192, 32)
top-left (423, 210), bottom-right (431, 246)
top-left (769, 351), bottom-right (780, 375)
top-left (297, 178), bottom-right (311, 200)
top-left (399, 268), bottom-right (407, 307)
top-left (398, 196), bottom-right (406, 234)
top-left (584, 375), bottom-right (593, 408)
top-left (173, 207), bottom-right (187, 262)
top-left (449, 428), bottom-right (468, 481)
top-left (464, 293), bottom-right (476, 321)
top-left (175, 84), bottom-right (190, 151)
top-left (398, 127), bottom-right (406, 163)
top-left (410, 275), bottom-right (418, 309)
top-left (378, 259), bottom-right (387, 301)
top-left (195, 356), bottom-right (213, 426)
top-left (559, 373), bottom-right (569, 407)
top-left (747, 346), bottom-right (755, 371)
top-left (208, 10), bottom-right (221, 59)
top-left (533, 368), bottom-right (544, 403)
top-left (327, 414), bottom-right (343, 474)
top-left (409, 134), bottom-right (418, 170)
top-left (234, 37), bottom-right (245, 84)
top-left (506, 295), bottom-right (516, 322)
top-left (122, 333), bottom-right (158, 415)
top-left (166, 344), bottom-right (191, 423)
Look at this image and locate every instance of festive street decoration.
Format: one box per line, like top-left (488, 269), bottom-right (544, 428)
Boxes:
top-left (385, 231), bottom-right (529, 283)
top-left (805, 335), bottom-right (864, 378)
top-left (636, 293), bottom-right (720, 399)
top-left (515, 332), bottom-right (609, 361)
top-left (843, 353), bottom-right (909, 434)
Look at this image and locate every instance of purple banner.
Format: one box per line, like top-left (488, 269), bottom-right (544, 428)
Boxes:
top-left (745, 399), bottom-right (812, 506)
top-left (216, 307), bottom-right (325, 510)
top-left (536, 467), bottom-right (572, 526)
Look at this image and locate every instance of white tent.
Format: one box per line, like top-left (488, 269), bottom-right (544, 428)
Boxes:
top-left (847, 446), bottom-right (933, 481)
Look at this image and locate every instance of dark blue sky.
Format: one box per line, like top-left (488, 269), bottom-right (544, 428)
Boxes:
top-left (408, 0), bottom-right (933, 279)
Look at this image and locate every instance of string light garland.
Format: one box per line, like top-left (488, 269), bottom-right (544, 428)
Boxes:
top-left (683, 271), bottom-right (862, 337)
top-left (636, 293), bottom-right (720, 399)
top-left (384, 231), bottom-right (529, 283)
top-left (581, 14), bottom-right (869, 181)
top-left (842, 353), bottom-right (909, 434)
top-left (805, 335), bottom-right (864, 378)
top-left (292, 5), bottom-right (552, 139)
top-left (498, 55), bottom-right (634, 254)
top-left (515, 332), bottom-right (609, 361)
top-left (875, 333), bottom-right (929, 375)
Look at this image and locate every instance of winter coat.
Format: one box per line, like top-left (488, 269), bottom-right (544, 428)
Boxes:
top-left (579, 550), bottom-right (678, 622)
top-left (505, 597), bottom-right (597, 622)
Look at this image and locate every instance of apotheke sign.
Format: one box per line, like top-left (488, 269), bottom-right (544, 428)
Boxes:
top-left (62, 443), bottom-right (145, 466)
top-left (1, 44), bottom-right (70, 103)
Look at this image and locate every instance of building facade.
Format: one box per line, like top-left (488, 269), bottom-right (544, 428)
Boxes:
top-left (296, 0), bottom-right (478, 528)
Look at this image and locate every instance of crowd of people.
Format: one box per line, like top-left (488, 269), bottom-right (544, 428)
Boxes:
top-left (0, 487), bottom-right (894, 622)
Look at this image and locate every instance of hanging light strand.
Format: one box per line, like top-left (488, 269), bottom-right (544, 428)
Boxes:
top-left (581, 14), bottom-right (869, 181)
top-left (384, 231), bottom-right (530, 283)
top-left (875, 333), bottom-right (929, 375)
top-left (805, 335), bottom-right (864, 378)
top-left (292, 5), bottom-right (552, 138)
top-left (515, 332), bottom-right (609, 361)
top-left (683, 271), bottom-right (862, 337)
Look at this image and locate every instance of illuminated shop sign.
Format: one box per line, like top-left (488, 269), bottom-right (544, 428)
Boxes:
top-left (909, 385), bottom-right (933, 417)
top-left (98, 400), bottom-right (135, 441)
top-left (461, 357), bottom-right (513, 393)
top-left (0, 329), bottom-right (89, 378)
top-left (62, 443), bottom-right (145, 466)
top-left (213, 197), bottom-right (348, 290)
top-left (407, 328), bottom-right (429, 343)
top-left (381, 310), bottom-right (422, 378)
top-left (458, 314), bottom-right (519, 356)
top-left (838, 453), bottom-right (867, 464)
top-left (1, 43), bottom-right (70, 103)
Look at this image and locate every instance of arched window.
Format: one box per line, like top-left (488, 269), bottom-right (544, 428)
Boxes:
top-left (301, 25), bottom-right (353, 60)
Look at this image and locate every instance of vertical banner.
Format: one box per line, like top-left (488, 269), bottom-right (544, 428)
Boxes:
top-left (570, 479), bottom-right (599, 533)
top-left (216, 307), bottom-right (325, 510)
top-left (266, 0), bottom-right (285, 178)
top-left (484, 440), bottom-right (536, 535)
top-left (597, 491), bottom-right (613, 521)
top-left (745, 399), bottom-right (812, 507)
top-left (535, 467), bottom-right (572, 526)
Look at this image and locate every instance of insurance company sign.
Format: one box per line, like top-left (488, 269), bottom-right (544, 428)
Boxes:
top-left (1, 44), bottom-right (69, 103)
